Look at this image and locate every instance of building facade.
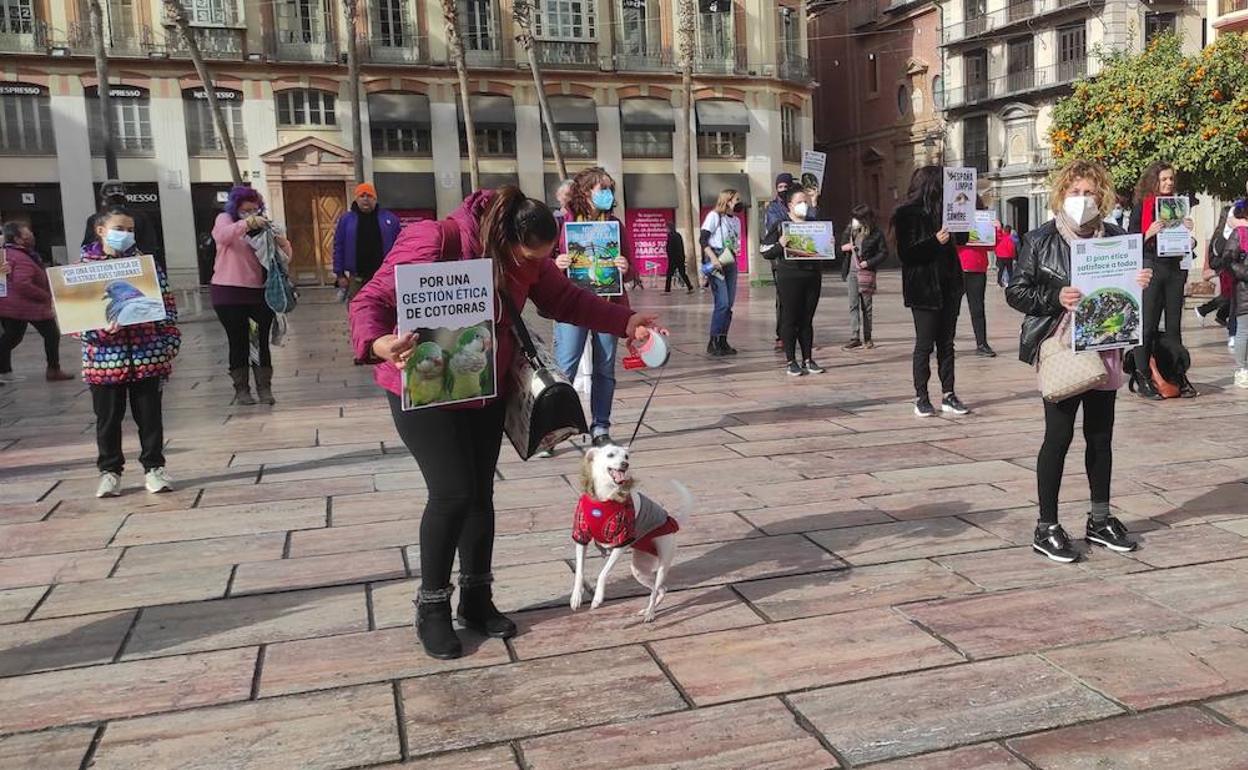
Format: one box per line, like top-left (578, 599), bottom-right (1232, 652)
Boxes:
top-left (1211, 0), bottom-right (1248, 36)
top-left (810, 0), bottom-right (944, 234)
top-left (938, 0), bottom-right (1204, 232)
top-left (0, 0), bottom-right (814, 287)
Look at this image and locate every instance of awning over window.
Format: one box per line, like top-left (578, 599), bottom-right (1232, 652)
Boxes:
top-left (620, 98), bottom-right (675, 130)
top-left (461, 172), bottom-right (521, 196)
top-left (546, 96), bottom-right (598, 130)
top-left (374, 172), bottom-right (437, 209)
top-left (457, 96), bottom-right (515, 129)
top-left (698, 173), bottom-right (751, 207)
top-left (625, 174), bottom-right (678, 208)
top-left (695, 100), bottom-right (750, 133)
top-left (368, 92), bottom-right (430, 125)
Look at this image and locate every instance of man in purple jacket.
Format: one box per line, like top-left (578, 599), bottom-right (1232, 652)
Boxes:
top-left (334, 182), bottom-right (401, 298)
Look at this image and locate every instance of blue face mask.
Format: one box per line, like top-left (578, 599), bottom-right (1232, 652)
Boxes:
top-left (591, 188), bottom-right (615, 211)
top-left (104, 229), bottom-right (135, 253)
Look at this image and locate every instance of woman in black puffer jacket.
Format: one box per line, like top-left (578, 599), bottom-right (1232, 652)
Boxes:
top-left (1006, 159), bottom-right (1153, 565)
top-left (892, 165), bottom-right (969, 417)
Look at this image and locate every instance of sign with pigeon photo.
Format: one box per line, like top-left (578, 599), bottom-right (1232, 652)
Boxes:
top-left (48, 255), bottom-right (167, 335)
top-left (395, 259), bottom-right (497, 411)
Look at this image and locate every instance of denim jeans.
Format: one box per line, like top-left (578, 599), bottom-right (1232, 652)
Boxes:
top-left (708, 263), bottom-right (738, 336)
top-left (554, 322), bottom-right (617, 434)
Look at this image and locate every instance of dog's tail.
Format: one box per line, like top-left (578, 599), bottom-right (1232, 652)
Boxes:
top-left (668, 480), bottom-right (695, 524)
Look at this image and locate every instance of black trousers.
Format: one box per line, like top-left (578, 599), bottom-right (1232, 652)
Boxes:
top-left (665, 258), bottom-right (692, 292)
top-left (772, 262), bottom-right (782, 340)
top-left (1198, 294), bottom-right (1231, 326)
top-left (1036, 389), bottom-right (1116, 524)
top-left (963, 271), bottom-right (989, 347)
top-left (777, 270), bottom-right (821, 362)
top-left (389, 394), bottom-right (505, 592)
top-left (1134, 257), bottom-right (1187, 373)
top-left (214, 302), bottom-right (274, 369)
top-left (0, 318), bottom-right (61, 372)
top-left (911, 303), bottom-right (959, 398)
top-left (92, 378), bottom-right (165, 474)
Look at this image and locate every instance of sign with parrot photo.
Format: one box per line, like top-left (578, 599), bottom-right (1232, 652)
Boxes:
top-left (564, 220), bottom-right (624, 297)
top-left (395, 259), bottom-right (497, 411)
top-left (47, 255), bottom-right (167, 334)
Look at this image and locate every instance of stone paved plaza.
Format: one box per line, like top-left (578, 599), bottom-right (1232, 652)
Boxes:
top-left (3, 272), bottom-right (1248, 769)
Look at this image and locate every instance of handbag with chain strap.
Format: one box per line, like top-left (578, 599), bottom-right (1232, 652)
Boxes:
top-left (1037, 312), bottom-right (1109, 401)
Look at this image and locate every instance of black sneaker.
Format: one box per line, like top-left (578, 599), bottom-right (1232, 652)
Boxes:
top-left (976, 344), bottom-right (997, 358)
top-left (1086, 515), bottom-right (1138, 553)
top-left (591, 433), bottom-right (614, 447)
top-left (1033, 523), bottom-right (1079, 563)
top-left (842, 339), bottom-right (863, 351)
top-left (941, 393), bottom-right (971, 415)
top-left (786, 361), bottom-right (805, 377)
top-left (914, 397), bottom-right (935, 418)
top-left (803, 359), bottom-right (825, 374)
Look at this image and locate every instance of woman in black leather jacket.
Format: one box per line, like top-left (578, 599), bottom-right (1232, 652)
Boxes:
top-left (892, 165), bottom-right (970, 417)
top-left (1006, 159), bottom-right (1153, 564)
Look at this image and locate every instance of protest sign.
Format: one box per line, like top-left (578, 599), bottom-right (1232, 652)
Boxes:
top-left (565, 220), bottom-right (623, 297)
top-left (781, 221), bottom-right (837, 259)
top-left (48, 255), bottom-right (165, 334)
top-left (968, 210), bottom-right (996, 246)
top-left (800, 150), bottom-right (827, 193)
top-left (1071, 234), bottom-right (1144, 353)
top-left (1155, 196), bottom-right (1191, 257)
top-left (942, 167), bottom-right (976, 232)
top-left (0, 252), bottom-right (6, 298)
top-left (395, 259), bottom-right (496, 411)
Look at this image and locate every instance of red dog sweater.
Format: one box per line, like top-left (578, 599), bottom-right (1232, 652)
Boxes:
top-left (572, 493), bottom-right (680, 556)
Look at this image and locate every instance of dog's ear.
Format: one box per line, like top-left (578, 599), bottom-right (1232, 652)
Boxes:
top-left (584, 447), bottom-right (598, 464)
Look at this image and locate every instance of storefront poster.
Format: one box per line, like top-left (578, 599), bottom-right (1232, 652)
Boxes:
top-left (564, 220), bottom-right (623, 297)
top-left (1071, 234), bottom-right (1144, 353)
top-left (781, 221), bottom-right (836, 259)
top-left (967, 210), bottom-right (996, 247)
top-left (800, 150), bottom-right (827, 193)
top-left (395, 259), bottom-right (496, 411)
top-left (942, 167), bottom-right (976, 233)
top-left (1155, 196), bottom-right (1191, 257)
top-left (626, 209), bottom-right (672, 278)
top-left (48, 255), bottom-right (166, 334)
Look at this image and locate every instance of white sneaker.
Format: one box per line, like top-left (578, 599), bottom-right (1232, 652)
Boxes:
top-left (1194, 308), bottom-right (1207, 327)
top-left (144, 467), bottom-right (174, 494)
top-left (1235, 369), bottom-right (1248, 389)
top-left (1231, 337), bottom-right (1237, 349)
top-left (95, 472), bottom-right (122, 498)
top-left (0, 372), bottom-right (26, 383)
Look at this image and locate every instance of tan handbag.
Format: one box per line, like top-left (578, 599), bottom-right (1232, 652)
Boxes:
top-left (1037, 313), bottom-right (1109, 402)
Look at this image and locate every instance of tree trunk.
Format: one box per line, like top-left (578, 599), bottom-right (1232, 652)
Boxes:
top-left (86, 0), bottom-right (117, 179)
top-left (165, 0), bottom-right (241, 185)
top-left (442, 0), bottom-right (478, 190)
top-left (512, 0), bottom-right (566, 180)
top-left (345, 0), bottom-right (364, 183)
top-left (676, 0), bottom-right (698, 274)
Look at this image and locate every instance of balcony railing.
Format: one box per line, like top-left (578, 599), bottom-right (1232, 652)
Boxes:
top-left (943, 60), bottom-right (1090, 109)
top-left (464, 47), bottom-right (507, 67)
top-left (616, 47), bottom-right (675, 73)
top-left (268, 27), bottom-right (337, 62)
top-left (533, 39), bottom-right (599, 68)
top-left (694, 44), bottom-right (747, 75)
top-left (365, 27), bottom-right (425, 64)
top-left (0, 18), bottom-right (48, 53)
top-left (1219, 0), bottom-right (1248, 15)
top-left (778, 54), bottom-right (811, 83)
top-left (165, 1), bottom-right (245, 27)
top-left (167, 26), bottom-right (245, 60)
top-left (944, 0), bottom-right (1100, 44)
top-left (66, 20), bottom-right (157, 56)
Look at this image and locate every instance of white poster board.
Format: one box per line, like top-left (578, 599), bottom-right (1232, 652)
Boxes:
top-left (942, 167), bottom-right (977, 233)
top-left (1155, 196), bottom-right (1192, 264)
top-left (48, 255), bottom-right (165, 334)
top-left (800, 150), bottom-right (827, 193)
top-left (1071, 234), bottom-right (1144, 353)
top-left (781, 221), bottom-right (837, 259)
top-left (968, 210), bottom-right (996, 247)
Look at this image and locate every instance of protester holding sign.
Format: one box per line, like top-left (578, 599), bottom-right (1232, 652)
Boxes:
top-left (840, 204), bottom-right (886, 350)
top-left (0, 223), bottom-right (73, 383)
top-left (761, 187), bottom-right (825, 376)
top-left (78, 206), bottom-right (181, 499)
top-left (1129, 162), bottom-right (1197, 398)
top-left (893, 166), bottom-right (970, 418)
top-left (701, 189), bottom-right (744, 356)
top-left (349, 187), bottom-right (659, 660)
top-left (1006, 159), bottom-right (1153, 564)
top-left (958, 202), bottom-right (997, 358)
top-left (551, 167), bottom-right (633, 446)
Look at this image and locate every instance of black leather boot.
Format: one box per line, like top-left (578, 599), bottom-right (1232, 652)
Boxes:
top-left (414, 592), bottom-right (462, 659)
top-left (228, 368), bottom-right (255, 405)
top-left (457, 581), bottom-right (517, 639)
top-left (707, 337), bottom-right (724, 356)
top-left (719, 335), bottom-right (738, 355)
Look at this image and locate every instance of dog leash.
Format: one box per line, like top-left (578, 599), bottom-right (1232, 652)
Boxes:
top-left (626, 368), bottom-right (664, 448)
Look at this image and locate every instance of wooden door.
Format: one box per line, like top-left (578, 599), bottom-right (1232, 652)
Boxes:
top-left (283, 180), bottom-right (346, 285)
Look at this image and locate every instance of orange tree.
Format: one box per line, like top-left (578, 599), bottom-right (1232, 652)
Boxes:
top-left (1049, 33), bottom-right (1248, 198)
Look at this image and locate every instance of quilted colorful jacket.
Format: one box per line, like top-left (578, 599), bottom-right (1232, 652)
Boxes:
top-left (78, 243), bottom-right (181, 386)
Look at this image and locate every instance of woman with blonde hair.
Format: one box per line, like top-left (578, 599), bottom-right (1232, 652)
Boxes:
top-left (1006, 159), bottom-right (1152, 563)
top-left (700, 189), bottom-right (744, 355)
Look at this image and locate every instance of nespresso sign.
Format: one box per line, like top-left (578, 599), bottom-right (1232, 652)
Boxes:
top-left (0, 83), bottom-right (44, 96)
top-left (86, 85), bottom-right (148, 99)
top-left (185, 88), bottom-right (242, 101)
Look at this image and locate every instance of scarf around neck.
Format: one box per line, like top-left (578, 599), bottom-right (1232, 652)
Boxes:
top-left (1054, 210), bottom-right (1104, 247)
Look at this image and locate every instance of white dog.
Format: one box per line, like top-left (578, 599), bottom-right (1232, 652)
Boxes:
top-left (569, 443), bottom-right (691, 622)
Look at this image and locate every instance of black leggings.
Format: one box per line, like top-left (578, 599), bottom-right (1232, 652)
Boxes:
top-left (665, 258), bottom-right (692, 291)
top-left (777, 270), bottom-right (821, 362)
top-left (214, 303), bottom-right (274, 369)
top-left (389, 394), bottom-right (505, 593)
top-left (963, 271), bottom-right (989, 347)
top-left (911, 303), bottom-right (960, 398)
top-left (1036, 389), bottom-right (1116, 524)
top-left (1134, 257), bottom-right (1186, 373)
top-left (1, 318), bottom-right (61, 372)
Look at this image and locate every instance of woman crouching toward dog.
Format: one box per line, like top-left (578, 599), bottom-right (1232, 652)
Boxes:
top-left (349, 187), bottom-right (659, 660)
top-left (1006, 160), bottom-right (1152, 563)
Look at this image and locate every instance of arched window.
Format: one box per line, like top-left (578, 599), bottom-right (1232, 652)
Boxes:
top-left (183, 87), bottom-right (246, 155)
top-left (781, 104), bottom-right (800, 163)
top-left (897, 84), bottom-right (910, 116)
top-left (87, 85), bottom-right (152, 156)
top-left (932, 75), bottom-right (945, 111)
top-left (0, 83), bottom-right (55, 155)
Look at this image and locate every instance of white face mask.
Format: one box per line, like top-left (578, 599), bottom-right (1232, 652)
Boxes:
top-left (850, 218), bottom-right (861, 229)
top-left (1063, 195), bottom-right (1100, 226)
top-left (792, 202), bottom-right (809, 220)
